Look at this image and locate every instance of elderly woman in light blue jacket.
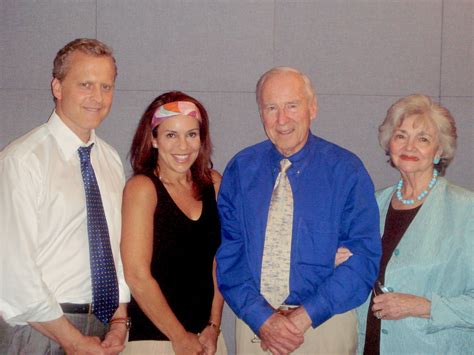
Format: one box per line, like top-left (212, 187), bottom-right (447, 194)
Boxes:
top-left (338, 94), bottom-right (473, 354)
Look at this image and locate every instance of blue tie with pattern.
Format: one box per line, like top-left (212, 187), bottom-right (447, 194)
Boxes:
top-left (78, 144), bottom-right (119, 324)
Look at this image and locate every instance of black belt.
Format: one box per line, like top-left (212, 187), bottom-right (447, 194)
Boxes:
top-left (60, 303), bottom-right (92, 314)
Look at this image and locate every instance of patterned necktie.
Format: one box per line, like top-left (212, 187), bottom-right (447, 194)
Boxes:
top-left (260, 159), bottom-right (294, 308)
top-left (78, 144), bottom-right (119, 324)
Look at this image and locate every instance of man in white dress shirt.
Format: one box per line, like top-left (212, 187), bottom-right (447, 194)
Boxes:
top-left (0, 38), bottom-right (130, 354)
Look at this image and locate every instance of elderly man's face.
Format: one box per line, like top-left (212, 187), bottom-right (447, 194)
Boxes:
top-left (259, 72), bottom-right (317, 157)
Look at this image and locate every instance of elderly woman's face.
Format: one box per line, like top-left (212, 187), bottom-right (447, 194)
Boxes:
top-left (389, 114), bottom-right (441, 176)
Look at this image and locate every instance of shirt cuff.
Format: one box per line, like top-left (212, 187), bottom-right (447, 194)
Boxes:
top-left (302, 293), bottom-right (331, 328)
top-left (241, 298), bottom-right (275, 334)
top-left (3, 295), bottom-right (63, 326)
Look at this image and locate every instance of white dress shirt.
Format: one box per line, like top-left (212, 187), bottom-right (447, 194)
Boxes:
top-left (0, 111), bottom-right (130, 325)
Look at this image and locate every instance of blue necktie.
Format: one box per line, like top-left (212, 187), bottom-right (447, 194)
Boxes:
top-left (78, 144), bottom-right (119, 324)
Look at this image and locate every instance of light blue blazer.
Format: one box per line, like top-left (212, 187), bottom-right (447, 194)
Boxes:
top-left (357, 177), bottom-right (474, 354)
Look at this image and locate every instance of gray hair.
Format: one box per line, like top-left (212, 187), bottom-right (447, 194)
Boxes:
top-left (379, 94), bottom-right (457, 175)
top-left (255, 67), bottom-right (316, 107)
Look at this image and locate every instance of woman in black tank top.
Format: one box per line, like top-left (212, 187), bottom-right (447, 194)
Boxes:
top-left (121, 91), bottom-right (226, 355)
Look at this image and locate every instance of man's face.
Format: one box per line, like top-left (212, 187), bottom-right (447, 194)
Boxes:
top-left (52, 51), bottom-right (116, 143)
top-left (259, 72), bottom-right (317, 157)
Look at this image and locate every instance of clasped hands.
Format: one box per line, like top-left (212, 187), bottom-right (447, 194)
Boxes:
top-left (255, 245), bottom-right (352, 355)
top-left (171, 324), bottom-right (220, 355)
top-left (258, 306), bottom-right (312, 355)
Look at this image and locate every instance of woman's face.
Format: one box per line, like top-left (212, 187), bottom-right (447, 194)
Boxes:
top-left (153, 114), bottom-right (201, 176)
top-left (389, 114), bottom-right (441, 176)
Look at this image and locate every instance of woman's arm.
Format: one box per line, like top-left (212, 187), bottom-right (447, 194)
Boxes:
top-left (198, 258), bottom-right (225, 355)
top-left (121, 175), bottom-right (202, 355)
top-left (198, 171), bottom-right (224, 355)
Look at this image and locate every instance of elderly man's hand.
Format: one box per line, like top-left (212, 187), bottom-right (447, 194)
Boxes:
top-left (258, 312), bottom-right (304, 354)
top-left (286, 307), bottom-right (312, 334)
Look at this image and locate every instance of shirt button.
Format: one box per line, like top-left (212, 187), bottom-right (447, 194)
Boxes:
top-left (394, 248), bottom-right (400, 256)
top-left (381, 329), bottom-right (388, 335)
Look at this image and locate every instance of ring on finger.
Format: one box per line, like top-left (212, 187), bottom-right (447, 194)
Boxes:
top-left (375, 311), bottom-right (382, 319)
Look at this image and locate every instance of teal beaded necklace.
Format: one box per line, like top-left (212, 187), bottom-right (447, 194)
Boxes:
top-left (396, 169), bottom-right (438, 205)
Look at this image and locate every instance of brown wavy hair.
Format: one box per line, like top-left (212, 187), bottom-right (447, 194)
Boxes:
top-left (129, 91), bottom-right (214, 199)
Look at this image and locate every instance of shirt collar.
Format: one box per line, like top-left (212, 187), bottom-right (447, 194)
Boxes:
top-left (47, 111), bottom-right (97, 161)
top-left (269, 131), bottom-right (316, 174)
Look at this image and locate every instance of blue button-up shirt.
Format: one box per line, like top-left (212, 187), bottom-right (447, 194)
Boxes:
top-left (216, 133), bottom-right (381, 333)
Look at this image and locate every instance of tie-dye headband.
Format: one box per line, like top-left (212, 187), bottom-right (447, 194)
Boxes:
top-left (151, 101), bottom-right (202, 130)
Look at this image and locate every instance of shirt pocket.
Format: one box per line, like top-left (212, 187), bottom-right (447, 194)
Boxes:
top-left (295, 218), bottom-right (339, 268)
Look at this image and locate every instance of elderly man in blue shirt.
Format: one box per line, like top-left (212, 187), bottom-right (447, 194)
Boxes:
top-left (216, 67), bottom-right (381, 354)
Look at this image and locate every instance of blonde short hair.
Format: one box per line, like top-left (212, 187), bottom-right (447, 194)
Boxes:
top-left (53, 38), bottom-right (116, 81)
top-left (379, 94), bottom-right (457, 175)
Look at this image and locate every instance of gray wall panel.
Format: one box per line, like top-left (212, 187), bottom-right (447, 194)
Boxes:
top-left (0, 89), bottom-right (53, 147)
top-left (0, 0), bottom-right (97, 90)
top-left (314, 94), bottom-right (402, 189)
top-left (439, 96), bottom-right (474, 189)
top-left (274, 0), bottom-right (442, 96)
top-left (194, 91), bottom-right (267, 172)
top-left (98, 0), bottom-right (274, 92)
top-left (441, 0), bottom-right (474, 96)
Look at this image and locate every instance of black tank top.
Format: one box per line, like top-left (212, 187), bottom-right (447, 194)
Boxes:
top-left (128, 175), bottom-right (221, 341)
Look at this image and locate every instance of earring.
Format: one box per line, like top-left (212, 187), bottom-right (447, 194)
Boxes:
top-left (433, 156), bottom-right (440, 164)
top-left (152, 143), bottom-right (158, 149)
